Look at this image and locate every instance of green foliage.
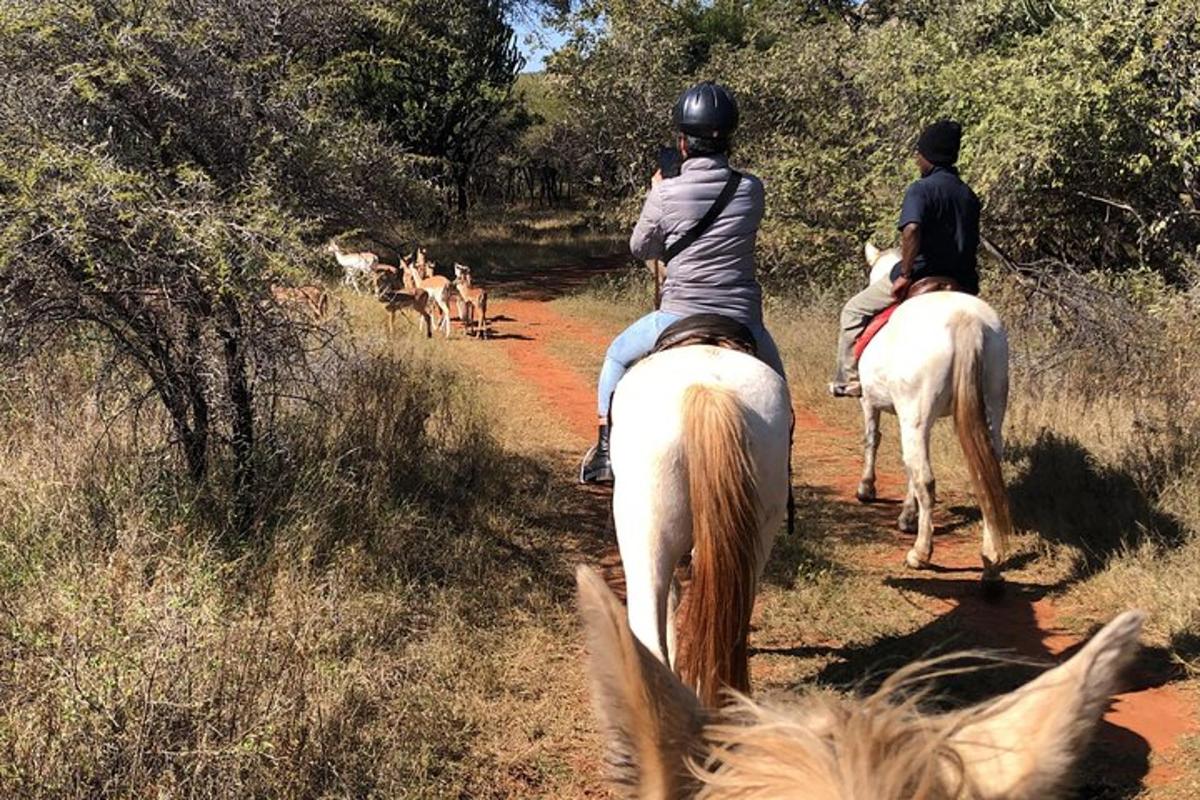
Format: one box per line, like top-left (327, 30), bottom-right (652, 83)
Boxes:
top-left (0, 0), bottom-right (530, 508)
top-left (342, 0), bottom-right (525, 211)
top-left (551, 0), bottom-right (1200, 286)
top-left (516, 72), bottom-right (568, 122)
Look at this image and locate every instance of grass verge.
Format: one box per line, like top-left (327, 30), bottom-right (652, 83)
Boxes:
top-left (0, 308), bottom-right (599, 797)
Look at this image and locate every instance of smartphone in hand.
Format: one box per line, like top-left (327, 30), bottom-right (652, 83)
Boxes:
top-left (657, 146), bottom-right (682, 179)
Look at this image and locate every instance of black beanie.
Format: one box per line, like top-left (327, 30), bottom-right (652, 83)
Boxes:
top-left (917, 120), bottom-right (962, 166)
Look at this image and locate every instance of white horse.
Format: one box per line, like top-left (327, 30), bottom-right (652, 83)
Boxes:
top-left (857, 242), bottom-right (1011, 581)
top-left (609, 344), bottom-right (791, 707)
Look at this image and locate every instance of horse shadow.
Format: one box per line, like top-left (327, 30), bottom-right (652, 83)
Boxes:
top-left (807, 574), bottom-right (1181, 797)
top-left (761, 481), bottom-right (985, 591)
top-left (1006, 430), bottom-right (1187, 580)
top-left (754, 427), bottom-right (1195, 797)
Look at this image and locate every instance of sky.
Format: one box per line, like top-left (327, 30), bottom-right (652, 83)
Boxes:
top-left (511, 16), bottom-right (568, 73)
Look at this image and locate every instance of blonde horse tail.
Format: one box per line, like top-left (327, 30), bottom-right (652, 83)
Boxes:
top-left (951, 314), bottom-right (1011, 571)
top-left (676, 383), bottom-right (760, 708)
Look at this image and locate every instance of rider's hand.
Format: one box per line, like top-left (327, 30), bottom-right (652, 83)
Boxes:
top-left (651, 169), bottom-right (664, 187)
top-left (891, 274), bottom-right (912, 301)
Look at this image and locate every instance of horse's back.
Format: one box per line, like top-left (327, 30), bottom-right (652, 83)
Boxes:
top-left (861, 292), bottom-right (1006, 414)
top-left (610, 346), bottom-right (790, 489)
top-left (613, 345), bottom-right (789, 429)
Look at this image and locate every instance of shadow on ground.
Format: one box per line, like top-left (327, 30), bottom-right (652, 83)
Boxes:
top-left (750, 441), bottom-right (1192, 799)
top-left (1007, 430), bottom-right (1187, 579)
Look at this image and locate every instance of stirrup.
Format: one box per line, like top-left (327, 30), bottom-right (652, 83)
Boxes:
top-left (828, 381), bottom-right (862, 398)
top-left (579, 444), bottom-right (614, 485)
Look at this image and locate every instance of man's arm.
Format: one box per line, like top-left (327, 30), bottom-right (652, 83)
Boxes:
top-left (629, 184), bottom-right (666, 261)
top-left (900, 222), bottom-right (920, 276)
top-left (893, 180), bottom-right (925, 299)
top-left (891, 223), bottom-right (920, 299)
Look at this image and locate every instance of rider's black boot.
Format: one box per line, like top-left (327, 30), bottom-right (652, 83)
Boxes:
top-left (579, 424), bottom-right (614, 485)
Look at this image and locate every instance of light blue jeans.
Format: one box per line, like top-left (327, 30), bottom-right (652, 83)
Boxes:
top-left (597, 311), bottom-right (787, 417)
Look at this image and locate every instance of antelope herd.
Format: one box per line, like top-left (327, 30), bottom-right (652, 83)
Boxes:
top-left (269, 239), bottom-right (489, 340)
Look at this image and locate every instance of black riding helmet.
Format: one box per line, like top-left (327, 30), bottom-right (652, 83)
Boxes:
top-left (672, 81), bottom-right (739, 140)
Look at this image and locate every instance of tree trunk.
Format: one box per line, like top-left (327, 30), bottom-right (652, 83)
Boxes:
top-left (456, 180), bottom-right (468, 214)
top-left (219, 296), bottom-right (255, 535)
top-left (154, 375), bottom-right (207, 483)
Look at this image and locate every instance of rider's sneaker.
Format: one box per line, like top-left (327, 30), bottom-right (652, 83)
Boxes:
top-left (828, 381), bottom-right (862, 398)
top-left (579, 425), bottom-right (614, 485)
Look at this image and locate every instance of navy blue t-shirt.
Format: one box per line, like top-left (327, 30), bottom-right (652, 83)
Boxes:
top-left (896, 166), bottom-right (981, 295)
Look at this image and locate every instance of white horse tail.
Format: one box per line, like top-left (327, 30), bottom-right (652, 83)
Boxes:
top-left (677, 383), bottom-right (759, 708)
top-left (951, 314), bottom-right (1012, 567)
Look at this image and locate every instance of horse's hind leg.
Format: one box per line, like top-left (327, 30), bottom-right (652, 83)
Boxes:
top-left (899, 416), bottom-right (936, 569)
top-left (620, 538), bottom-right (680, 667)
top-left (898, 479), bottom-right (918, 533)
top-left (856, 401), bottom-right (881, 503)
top-left (614, 480), bottom-right (689, 667)
top-left (984, 331), bottom-right (1010, 460)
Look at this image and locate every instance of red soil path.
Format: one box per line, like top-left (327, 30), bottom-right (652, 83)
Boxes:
top-left (486, 288), bottom-right (1196, 794)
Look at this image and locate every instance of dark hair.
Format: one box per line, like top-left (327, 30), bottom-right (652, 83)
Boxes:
top-left (916, 120), bottom-right (962, 166)
top-left (683, 134), bottom-right (730, 157)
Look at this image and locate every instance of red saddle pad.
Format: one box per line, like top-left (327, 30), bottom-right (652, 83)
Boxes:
top-left (853, 303), bottom-right (900, 362)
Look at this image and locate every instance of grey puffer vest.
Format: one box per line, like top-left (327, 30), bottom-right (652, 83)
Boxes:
top-left (629, 154), bottom-right (765, 327)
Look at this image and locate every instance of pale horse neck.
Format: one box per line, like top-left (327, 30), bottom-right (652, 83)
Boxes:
top-left (868, 248), bottom-right (902, 285)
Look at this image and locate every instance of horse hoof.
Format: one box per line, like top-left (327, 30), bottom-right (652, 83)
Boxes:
top-left (856, 483), bottom-right (876, 504)
top-left (897, 515), bottom-right (918, 534)
top-left (905, 550), bottom-right (930, 570)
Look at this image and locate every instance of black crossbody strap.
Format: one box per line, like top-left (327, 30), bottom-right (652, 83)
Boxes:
top-left (663, 169), bottom-right (742, 264)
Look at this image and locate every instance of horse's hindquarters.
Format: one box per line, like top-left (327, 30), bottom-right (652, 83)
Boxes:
top-left (609, 346), bottom-right (791, 677)
top-left (610, 346), bottom-right (792, 529)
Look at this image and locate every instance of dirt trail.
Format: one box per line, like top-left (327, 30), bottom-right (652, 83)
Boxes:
top-left (481, 278), bottom-right (1195, 795)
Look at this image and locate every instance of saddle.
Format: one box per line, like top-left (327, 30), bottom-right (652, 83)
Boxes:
top-left (852, 276), bottom-right (965, 362)
top-left (652, 313), bottom-right (758, 358)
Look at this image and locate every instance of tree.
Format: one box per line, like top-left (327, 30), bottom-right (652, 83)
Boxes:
top-left (549, 0), bottom-right (1200, 285)
top-left (344, 0), bottom-right (525, 213)
top-left (0, 0), bottom-right (442, 531)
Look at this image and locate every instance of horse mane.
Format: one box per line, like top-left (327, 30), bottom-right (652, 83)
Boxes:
top-left (693, 656), bottom-right (1016, 799)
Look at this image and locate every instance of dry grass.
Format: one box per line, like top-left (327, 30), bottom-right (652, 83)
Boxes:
top-left (412, 207), bottom-right (626, 284)
top-left (0, 302), bottom-right (601, 797)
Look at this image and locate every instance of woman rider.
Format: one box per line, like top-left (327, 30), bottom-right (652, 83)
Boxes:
top-left (580, 81), bottom-right (787, 484)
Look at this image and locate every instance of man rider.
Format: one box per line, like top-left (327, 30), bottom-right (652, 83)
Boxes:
top-left (580, 81), bottom-right (787, 485)
top-left (829, 120), bottom-right (982, 398)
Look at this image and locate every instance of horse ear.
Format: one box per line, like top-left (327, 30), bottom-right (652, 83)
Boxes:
top-left (951, 611), bottom-right (1144, 798)
top-left (576, 566), bottom-right (706, 799)
top-left (864, 241), bottom-right (881, 266)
